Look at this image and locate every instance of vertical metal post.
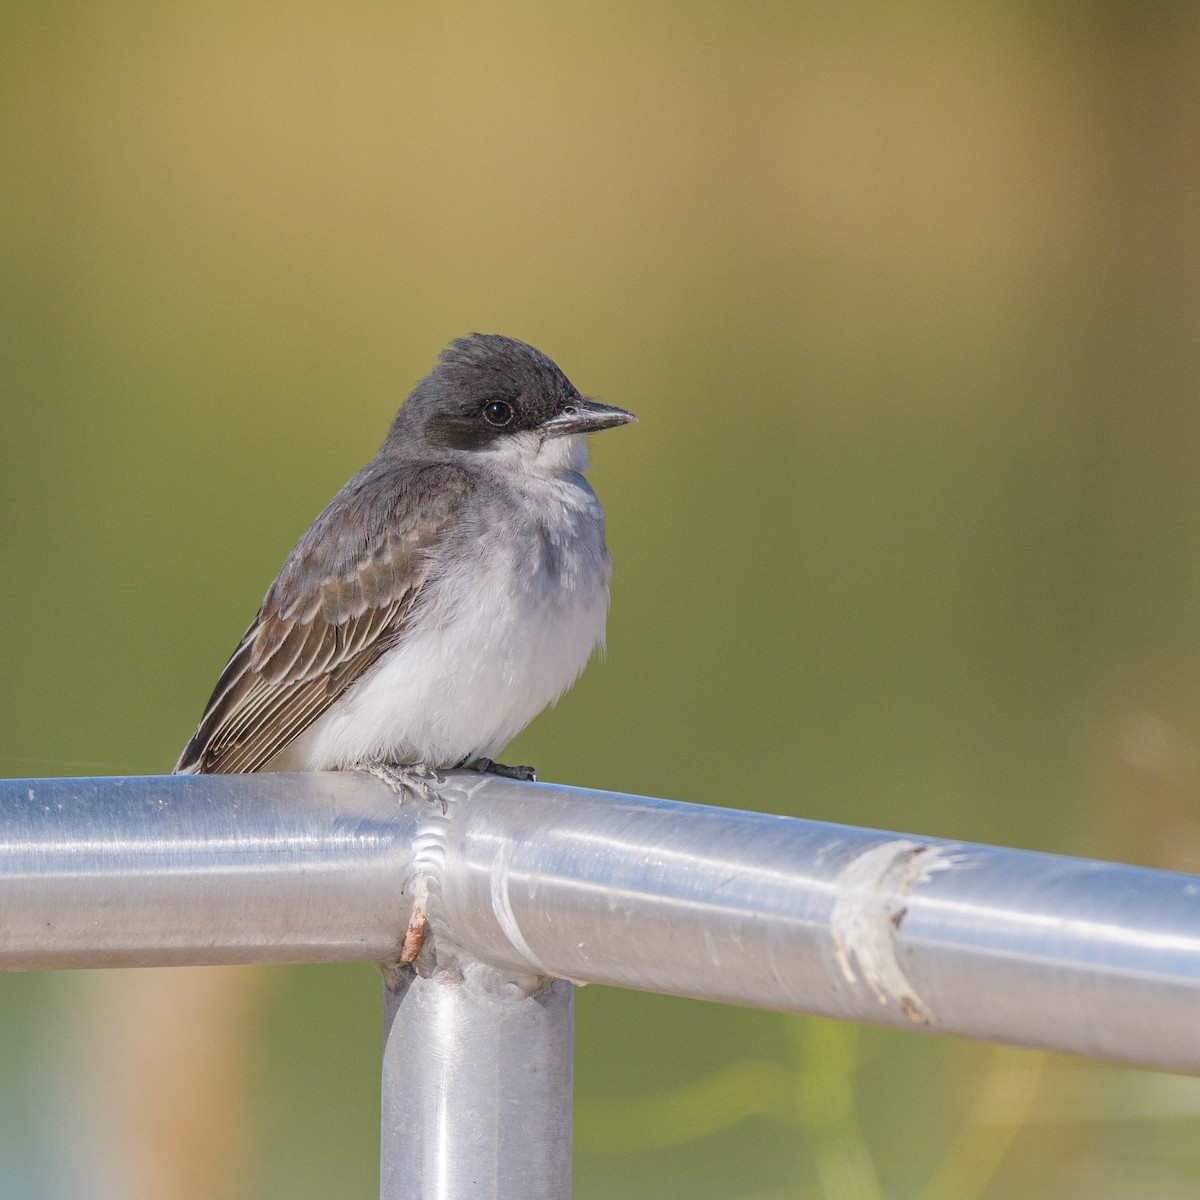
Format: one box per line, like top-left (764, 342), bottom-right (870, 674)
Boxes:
top-left (380, 961), bottom-right (574, 1200)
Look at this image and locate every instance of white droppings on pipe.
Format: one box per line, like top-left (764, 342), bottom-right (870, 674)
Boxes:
top-left (490, 839), bottom-right (554, 975)
top-left (830, 839), bottom-right (959, 1024)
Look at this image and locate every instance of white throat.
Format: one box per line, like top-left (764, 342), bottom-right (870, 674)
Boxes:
top-left (478, 431), bottom-right (590, 478)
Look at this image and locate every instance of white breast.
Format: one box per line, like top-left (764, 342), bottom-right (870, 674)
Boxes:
top-left (271, 460), bottom-right (610, 771)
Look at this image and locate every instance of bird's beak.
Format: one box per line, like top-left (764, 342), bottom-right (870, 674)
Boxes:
top-left (542, 398), bottom-right (638, 439)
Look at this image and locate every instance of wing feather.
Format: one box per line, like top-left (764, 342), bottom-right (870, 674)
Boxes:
top-left (174, 462), bottom-right (473, 774)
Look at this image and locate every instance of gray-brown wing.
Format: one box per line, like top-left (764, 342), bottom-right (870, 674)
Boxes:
top-left (174, 462), bottom-right (473, 774)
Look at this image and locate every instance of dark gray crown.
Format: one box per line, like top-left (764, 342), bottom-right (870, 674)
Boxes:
top-left (385, 334), bottom-right (581, 452)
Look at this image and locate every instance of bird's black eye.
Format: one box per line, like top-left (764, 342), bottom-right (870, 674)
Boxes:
top-left (482, 400), bottom-right (514, 427)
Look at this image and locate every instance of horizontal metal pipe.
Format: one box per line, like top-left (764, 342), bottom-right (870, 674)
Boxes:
top-left (1, 773), bottom-right (1198, 1074)
top-left (435, 774), bottom-right (1200, 1075)
top-left (0, 773), bottom-right (419, 967)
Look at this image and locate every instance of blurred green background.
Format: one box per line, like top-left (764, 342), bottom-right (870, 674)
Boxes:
top-left (5, 1), bottom-right (1200, 1196)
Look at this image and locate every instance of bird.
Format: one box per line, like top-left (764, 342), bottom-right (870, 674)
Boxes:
top-left (174, 333), bottom-right (635, 800)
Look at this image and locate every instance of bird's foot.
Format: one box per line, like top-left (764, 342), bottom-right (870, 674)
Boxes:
top-left (359, 761), bottom-right (445, 806)
top-left (459, 756), bottom-right (537, 783)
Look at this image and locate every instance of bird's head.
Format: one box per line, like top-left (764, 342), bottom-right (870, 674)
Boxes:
top-left (385, 334), bottom-right (635, 474)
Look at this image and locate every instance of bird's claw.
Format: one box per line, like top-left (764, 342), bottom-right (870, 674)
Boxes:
top-left (461, 757), bottom-right (537, 783)
top-left (360, 761), bottom-right (445, 806)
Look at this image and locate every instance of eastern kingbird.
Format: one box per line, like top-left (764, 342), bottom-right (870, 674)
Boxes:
top-left (175, 334), bottom-right (635, 796)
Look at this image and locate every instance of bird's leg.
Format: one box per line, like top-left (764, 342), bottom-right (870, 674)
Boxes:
top-left (358, 760), bottom-right (445, 805)
top-left (459, 756), bottom-right (538, 783)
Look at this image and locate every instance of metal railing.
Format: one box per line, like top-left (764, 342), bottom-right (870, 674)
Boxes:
top-left (1, 771), bottom-right (1199, 1198)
